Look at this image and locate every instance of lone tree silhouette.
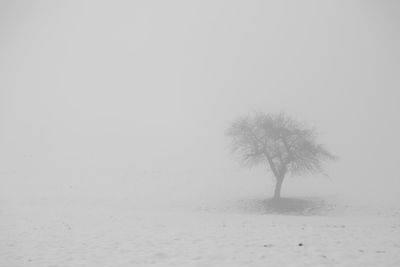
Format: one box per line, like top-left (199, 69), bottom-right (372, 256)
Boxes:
top-left (226, 112), bottom-right (336, 200)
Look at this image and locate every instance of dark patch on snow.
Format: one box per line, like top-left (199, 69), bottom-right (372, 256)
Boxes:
top-left (232, 197), bottom-right (340, 216)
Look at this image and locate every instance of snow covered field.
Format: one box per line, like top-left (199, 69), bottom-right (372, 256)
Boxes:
top-left (1, 197), bottom-right (400, 267)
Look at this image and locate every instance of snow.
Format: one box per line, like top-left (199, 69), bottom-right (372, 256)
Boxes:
top-left (1, 197), bottom-right (400, 267)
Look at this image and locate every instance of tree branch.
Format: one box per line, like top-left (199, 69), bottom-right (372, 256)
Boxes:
top-left (262, 149), bottom-right (280, 179)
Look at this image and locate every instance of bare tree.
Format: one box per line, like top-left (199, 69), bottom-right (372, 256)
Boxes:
top-left (226, 112), bottom-right (336, 200)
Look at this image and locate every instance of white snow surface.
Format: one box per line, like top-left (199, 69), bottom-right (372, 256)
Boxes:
top-left (1, 197), bottom-right (400, 267)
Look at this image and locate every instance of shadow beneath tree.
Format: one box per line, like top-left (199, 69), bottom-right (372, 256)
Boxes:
top-left (234, 197), bottom-right (340, 216)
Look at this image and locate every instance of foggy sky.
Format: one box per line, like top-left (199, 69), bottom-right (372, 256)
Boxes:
top-left (1, 1), bottom-right (399, 202)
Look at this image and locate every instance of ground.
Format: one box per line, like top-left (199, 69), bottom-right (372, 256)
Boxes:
top-left (1, 197), bottom-right (400, 267)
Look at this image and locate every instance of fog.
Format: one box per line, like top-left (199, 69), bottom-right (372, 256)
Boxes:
top-left (1, 1), bottom-right (399, 206)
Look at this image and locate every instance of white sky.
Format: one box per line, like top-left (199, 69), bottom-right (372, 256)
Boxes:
top-left (0, 1), bottom-right (399, 202)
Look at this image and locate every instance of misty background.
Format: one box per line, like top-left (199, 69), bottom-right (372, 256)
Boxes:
top-left (1, 1), bottom-right (399, 206)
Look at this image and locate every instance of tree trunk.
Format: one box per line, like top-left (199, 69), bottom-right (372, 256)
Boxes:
top-left (273, 177), bottom-right (284, 200)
